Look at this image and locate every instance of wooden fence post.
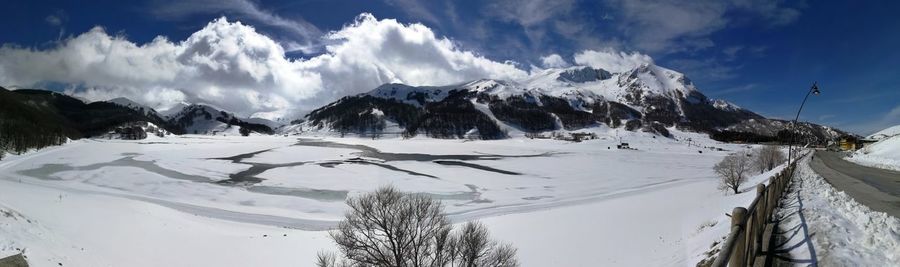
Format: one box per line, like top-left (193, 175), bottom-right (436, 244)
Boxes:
top-left (755, 184), bottom-right (766, 235)
top-left (730, 207), bottom-right (748, 267)
top-left (767, 177), bottom-right (777, 221)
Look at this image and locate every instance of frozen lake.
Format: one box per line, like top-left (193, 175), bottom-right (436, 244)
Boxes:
top-left (0, 130), bottom-right (770, 266)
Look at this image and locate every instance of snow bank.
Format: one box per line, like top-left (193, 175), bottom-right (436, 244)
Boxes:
top-left (778, 156), bottom-right (900, 265)
top-left (846, 134), bottom-right (900, 171)
top-left (867, 124), bottom-right (900, 140)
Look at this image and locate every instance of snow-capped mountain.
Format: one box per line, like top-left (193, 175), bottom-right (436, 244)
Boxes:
top-left (303, 64), bottom-right (847, 142)
top-left (105, 97), bottom-right (160, 117)
top-left (100, 97), bottom-right (282, 136)
top-left (167, 104), bottom-right (280, 135)
top-left (98, 98), bottom-right (280, 136)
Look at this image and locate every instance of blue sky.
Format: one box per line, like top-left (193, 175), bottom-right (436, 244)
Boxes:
top-left (0, 0), bottom-right (898, 135)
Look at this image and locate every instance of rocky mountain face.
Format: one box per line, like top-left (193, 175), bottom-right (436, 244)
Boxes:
top-left (304, 64), bottom-right (848, 143)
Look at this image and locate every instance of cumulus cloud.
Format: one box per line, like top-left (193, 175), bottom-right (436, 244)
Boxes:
top-left (149, 0), bottom-right (322, 53)
top-left (0, 14), bottom-right (528, 119)
top-left (573, 49), bottom-right (654, 73)
top-left (540, 54), bottom-right (570, 68)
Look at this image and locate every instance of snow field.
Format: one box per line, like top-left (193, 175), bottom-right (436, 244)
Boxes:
top-left (0, 131), bottom-right (784, 266)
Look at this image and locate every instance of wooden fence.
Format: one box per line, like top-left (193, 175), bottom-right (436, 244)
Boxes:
top-left (711, 161), bottom-right (798, 267)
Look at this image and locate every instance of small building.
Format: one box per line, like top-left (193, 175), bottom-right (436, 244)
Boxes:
top-left (571, 132), bottom-right (597, 142)
top-left (839, 138), bottom-right (855, 151)
top-left (839, 136), bottom-right (879, 151)
top-left (115, 125), bottom-right (147, 140)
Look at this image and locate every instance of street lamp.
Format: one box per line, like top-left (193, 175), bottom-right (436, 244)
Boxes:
top-left (787, 82), bottom-right (821, 165)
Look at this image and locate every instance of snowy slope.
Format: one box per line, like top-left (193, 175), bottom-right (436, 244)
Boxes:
top-left (847, 133), bottom-right (900, 171)
top-left (105, 97), bottom-right (160, 117)
top-left (364, 65), bottom-right (706, 114)
top-left (156, 102), bottom-right (190, 119)
top-left (167, 104), bottom-right (282, 135)
top-left (868, 124), bottom-right (900, 140)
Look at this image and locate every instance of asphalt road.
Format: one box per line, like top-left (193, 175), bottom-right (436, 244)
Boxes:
top-left (809, 150), bottom-right (900, 217)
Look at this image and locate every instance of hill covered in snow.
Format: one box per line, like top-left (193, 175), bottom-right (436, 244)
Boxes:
top-left (302, 64), bottom-right (846, 142)
top-left (0, 87), bottom-right (184, 154)
top-left (0, 86), bottom-right (288, 156)
top-left (165, 104), bottom-right (280, 135)
top-left (867, 125), bottom-right (900, 140)
top-left (848, 125), bottom-right (900, 171)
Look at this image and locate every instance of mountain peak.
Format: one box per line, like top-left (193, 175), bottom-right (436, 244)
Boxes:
top-left (103, 97), bottom-right (159, 116)
top-left (555, 66), bottom-right (613, 83)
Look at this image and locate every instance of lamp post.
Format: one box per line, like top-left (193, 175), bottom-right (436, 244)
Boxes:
top-left (787, 82), bottom-right (821, 165)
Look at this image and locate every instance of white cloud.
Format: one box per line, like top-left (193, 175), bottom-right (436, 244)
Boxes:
top-left (149, 0), bottom-right (322, 53)
top-left (45, 15), bottom-right (62, 26)
top-left (540, 54), bottom-right (570, 68)
top-left (0, 14), bottom-right (528, 119)
top-left (573, 49), bottom-right (654, 73)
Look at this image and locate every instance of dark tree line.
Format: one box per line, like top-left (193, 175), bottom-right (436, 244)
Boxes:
top-left (0, 88), bottom-right (184, 156)
top-left (710, 130), bottom-right (778, 143)
top-left (307, 95), bottom-right (422, 135)
top-left (0, 119), bottom-right (69, 155)
top-left (414, 91), bottom-right (506, 139)
top-left (591, 100), bottom-right (642, 128)
top-left (537, 96), bottom-right (596, 130)
top-left (216, 116), bottom-right (274, 135)
top-left (1, 88), bottom-right (77, 155)
top-left (488, 94), bottom-right (556, 132)
top-left (307, 91), bottom-right (507, 139)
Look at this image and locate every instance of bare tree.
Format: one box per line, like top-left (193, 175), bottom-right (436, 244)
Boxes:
top-left (715, 152), bottom-right (751, 194)
top-left (751, 146), bottom-right (786, 173)
top-left (319, 186), bottom-right (518, 267)
top-left (457, 222), bottom-right (518, 267)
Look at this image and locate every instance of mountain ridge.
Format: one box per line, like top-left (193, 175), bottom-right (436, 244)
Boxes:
top-left (301, 64), bottom-right (848, 143)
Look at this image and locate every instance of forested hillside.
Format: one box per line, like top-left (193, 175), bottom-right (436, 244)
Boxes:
top-left (0, 87), bottom-right (72, 155)
top-left (0, 87), bottom-right (182, 157)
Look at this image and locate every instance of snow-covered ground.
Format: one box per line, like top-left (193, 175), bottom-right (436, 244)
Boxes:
top-left (846, 127), bottom-right (900, 171)
top-left (867, 124), bottom-right (900, 140)
top-left (0, 130), bottom-right (784, 266)
top-left (776, 155), bottom-right (900, 265)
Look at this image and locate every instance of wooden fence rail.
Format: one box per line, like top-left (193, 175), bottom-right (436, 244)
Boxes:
top-left (711, 161), bottom-right (797, 267)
